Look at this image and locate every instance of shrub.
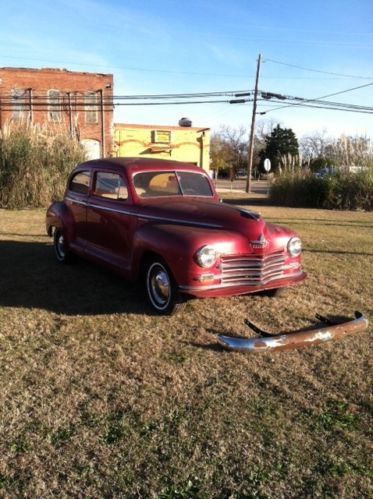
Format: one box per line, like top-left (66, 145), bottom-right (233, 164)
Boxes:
top-left (269, 170), bottom-right (373, 211)
top-left (0, 123), bottom-right (86, 209)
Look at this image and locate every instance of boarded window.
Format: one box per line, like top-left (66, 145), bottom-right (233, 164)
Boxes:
top-left (11, 89), bottom-right (29, 120)
top-left (48, 90), bottom-right (61, 122)
top-left (152, 130), bottom-right (171, 144)
top-left (85, 92), bottom-right (98, 123)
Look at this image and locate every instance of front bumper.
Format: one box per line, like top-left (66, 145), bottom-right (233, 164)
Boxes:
top-left (179, 271), bottom-right (306, 298)
top-left (218, 311), bottom-right (368, 352)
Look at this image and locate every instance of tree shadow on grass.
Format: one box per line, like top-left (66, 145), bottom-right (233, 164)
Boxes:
top-left (0, 239), bottom-right (152, 316)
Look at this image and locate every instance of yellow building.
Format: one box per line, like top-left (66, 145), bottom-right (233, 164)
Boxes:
top-left (113, 123), bottom-right (210, 172)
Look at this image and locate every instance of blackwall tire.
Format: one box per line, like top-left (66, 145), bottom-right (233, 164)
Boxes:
top-left (145, 259), bottom-right (185, 315)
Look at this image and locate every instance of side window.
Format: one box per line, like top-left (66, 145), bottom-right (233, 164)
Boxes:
top-left (69, 171), bottom-right (90, 195)
top-left (94, 172), bottom-right (128, 201)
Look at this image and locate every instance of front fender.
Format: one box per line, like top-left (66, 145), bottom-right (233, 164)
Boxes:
top-left (130, 222), bottom-right (246, 283)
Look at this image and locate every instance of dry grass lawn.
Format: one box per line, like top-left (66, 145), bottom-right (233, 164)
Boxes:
top-left (0, 197), bottom-right (372, 498)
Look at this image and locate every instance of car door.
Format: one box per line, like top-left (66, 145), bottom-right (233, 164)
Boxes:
top-left (64, 169), bottom-right (91, 252)
top-left (85, 169), bottom-right (136, 273)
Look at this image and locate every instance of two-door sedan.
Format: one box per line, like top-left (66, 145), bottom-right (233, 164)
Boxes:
top-left (46, 158), bottom-right (306, 314)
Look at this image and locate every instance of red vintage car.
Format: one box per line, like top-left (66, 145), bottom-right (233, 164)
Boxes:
top-left (46, 158), bottom-right (306, 314)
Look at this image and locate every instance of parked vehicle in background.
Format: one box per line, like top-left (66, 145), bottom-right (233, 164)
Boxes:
top-left (46, 158), bottom-right (306, 314)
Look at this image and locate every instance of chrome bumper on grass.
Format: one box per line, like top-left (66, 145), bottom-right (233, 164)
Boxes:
top-left (218, 311), bottom-right (368, 353)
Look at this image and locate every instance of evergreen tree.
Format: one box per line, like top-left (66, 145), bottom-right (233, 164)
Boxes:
top-left (261, 124), bottom-right (299, 173)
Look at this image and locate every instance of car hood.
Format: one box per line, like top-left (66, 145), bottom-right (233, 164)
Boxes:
top-left (138, 198), bottom-right (295, 241)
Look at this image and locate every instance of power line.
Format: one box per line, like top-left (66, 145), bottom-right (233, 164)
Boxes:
top-left (258, 81), bottom-right (373, 114)
top-left (264, 58), bottom-right (373, 80)
top-left (257, 100), bottom-right (373, 114)
top-left (0, 54), bottom-right (250, 79)
top-left (0, 90), bottom-right (252, 101)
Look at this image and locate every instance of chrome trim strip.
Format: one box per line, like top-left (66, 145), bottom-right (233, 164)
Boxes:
top-left (64, 196), bottom-right (222, 228)
top-left (65, 196), bottom-right (87, 207)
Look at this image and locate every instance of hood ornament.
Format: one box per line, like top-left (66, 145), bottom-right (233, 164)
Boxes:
top-left (250, 233), bottom-right (268, 249)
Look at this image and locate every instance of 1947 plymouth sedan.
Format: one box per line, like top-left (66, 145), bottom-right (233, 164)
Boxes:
top-left (46, 158), bottom-right (306, 315)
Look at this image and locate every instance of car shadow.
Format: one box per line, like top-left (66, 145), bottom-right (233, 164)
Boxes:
top-left (0, 239), bottom-right (155, 316)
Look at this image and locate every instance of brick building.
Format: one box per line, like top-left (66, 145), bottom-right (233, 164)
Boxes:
top-left (0, 67), bottom-right (113, 158)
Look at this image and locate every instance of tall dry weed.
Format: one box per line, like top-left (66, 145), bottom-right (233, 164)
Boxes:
top-left (270, 170), bottom-right (373, 210)
top-left (0, 123), bottom-right (86, 208)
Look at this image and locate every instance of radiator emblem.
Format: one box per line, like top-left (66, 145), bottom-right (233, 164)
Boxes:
top-left (250, 234), bottom-right (268, 249)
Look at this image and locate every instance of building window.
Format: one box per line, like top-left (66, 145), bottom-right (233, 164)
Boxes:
top-left (11, 89), bottom-right (29, 120)
top-left (48, 90), bottom-right (61, 122)
top-left (85, 92), bottom-right (98, 123)
top-left (152, 130), bottom-right (171, 144)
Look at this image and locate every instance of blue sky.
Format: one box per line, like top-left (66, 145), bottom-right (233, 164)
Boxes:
top-left (1, 0), bottom-right (373, 138)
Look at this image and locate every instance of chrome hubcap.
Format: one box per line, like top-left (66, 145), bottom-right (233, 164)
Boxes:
top-left (57, 233), bottom-right (65, 258)
top-left (149, 265), bottom-right (171, 307)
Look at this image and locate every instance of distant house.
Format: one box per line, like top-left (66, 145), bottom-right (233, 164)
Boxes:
top-left (113, 123), bottom-right (210, 171)
top-left (0, 67), bottom-right (113, 158)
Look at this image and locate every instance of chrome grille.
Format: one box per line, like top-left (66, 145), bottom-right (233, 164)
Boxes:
top-left (220, 251), bottom-right (286, 286)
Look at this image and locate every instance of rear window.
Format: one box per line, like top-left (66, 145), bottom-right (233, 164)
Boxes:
top-left (69, 171), bottom-right (90, 195)
top-left (133, 171), bottom-right (213, 198)
top-left (178, 171), bottom-right (213, 196)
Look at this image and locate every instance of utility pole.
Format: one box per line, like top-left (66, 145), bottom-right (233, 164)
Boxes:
top-left (246, 53), bottom-right (261, 193)
top-left (67, 92), bottom-right (73, 138)
top-left (98, 89), bottom-right (105, 158)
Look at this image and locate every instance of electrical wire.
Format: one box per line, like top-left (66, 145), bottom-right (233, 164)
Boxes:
top-left (264, 58), bottom-right (373, 80)
top-left (257, 100), bottom-right (373, 114)
top-left (258, 81), bottom-right (373, 114)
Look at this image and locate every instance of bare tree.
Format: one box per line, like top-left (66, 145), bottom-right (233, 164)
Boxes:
top-left (300, 131), bottom-right (373, 170)
top-left (210, 126), bottom-right (248, 178)
top-left (300, 129), bottom-right (330, 165)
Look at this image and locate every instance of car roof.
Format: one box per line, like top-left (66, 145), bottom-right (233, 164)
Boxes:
top-left (76, 157), bottom-right (206, 174)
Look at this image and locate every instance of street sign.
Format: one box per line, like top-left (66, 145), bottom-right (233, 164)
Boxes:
top-left (264, 158), bottom-right (271, 172)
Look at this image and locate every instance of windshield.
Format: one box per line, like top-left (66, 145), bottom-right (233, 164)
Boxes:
top-left (133, 171), bottom-right (213, 198)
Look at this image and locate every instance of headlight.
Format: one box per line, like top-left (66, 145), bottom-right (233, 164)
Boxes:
top-left (195, 245), bottom-right (218, 268)
top-left (287, 237), bottom-right (302, 257)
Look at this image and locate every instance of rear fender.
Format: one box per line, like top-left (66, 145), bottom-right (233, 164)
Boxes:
top-left (46, 201), bottom-right (74, 243)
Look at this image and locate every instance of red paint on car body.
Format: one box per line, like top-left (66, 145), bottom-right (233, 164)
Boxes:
top-left (46, 158), bottom-right (306, 306)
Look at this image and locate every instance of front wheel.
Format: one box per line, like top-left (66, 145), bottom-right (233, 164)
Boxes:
top-left (145, 259), bottom-right (185, 315)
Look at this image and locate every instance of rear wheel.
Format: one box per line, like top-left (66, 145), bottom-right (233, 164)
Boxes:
top-left (53, 229), bottom-right (72, 264)
top-left (145, 259), bottom-right (185, 315)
